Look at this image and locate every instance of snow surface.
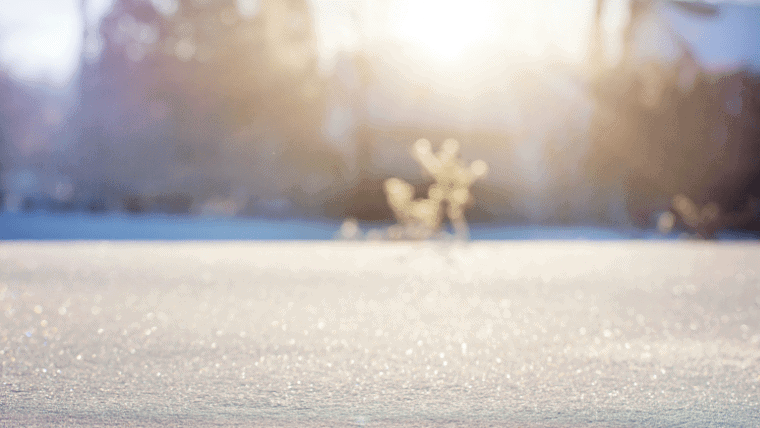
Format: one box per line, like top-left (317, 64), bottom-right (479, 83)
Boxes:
top-left (0, 213), bottom-right (342, 240)
top-left (1, 241), bottom-right (759, 426)
top-left (3, 212), bottom-right (759, 241)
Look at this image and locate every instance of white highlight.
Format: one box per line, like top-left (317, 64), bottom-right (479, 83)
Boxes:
top-left (388, 0), bottom-right (500, 61)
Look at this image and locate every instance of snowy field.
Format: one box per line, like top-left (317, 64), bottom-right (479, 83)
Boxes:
top-left (1, 240), bottom-right (759, 427)
top-left (3, 212), bottom-right (759, 241)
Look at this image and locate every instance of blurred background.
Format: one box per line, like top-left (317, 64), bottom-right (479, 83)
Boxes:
top-left (0, 0), bottom-right (759, 238)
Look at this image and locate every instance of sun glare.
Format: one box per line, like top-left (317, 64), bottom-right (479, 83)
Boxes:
top-left (390, 0), bottom-right (500, 61)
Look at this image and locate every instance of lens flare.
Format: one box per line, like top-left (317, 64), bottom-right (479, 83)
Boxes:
top-left (390, 0), bottom-right (499, 61)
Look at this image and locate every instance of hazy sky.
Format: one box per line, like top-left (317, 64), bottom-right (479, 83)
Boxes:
top-left (0, 0), bottom-right (609, 88)
top-left (0, 0), bottom-right (81, 86)
top-left (0, 0), bottom-right (119, 87)
top-left (1, 0), bottom-right (758, 89)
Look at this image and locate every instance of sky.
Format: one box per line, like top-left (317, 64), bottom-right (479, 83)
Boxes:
top-left (0, 0), bottom-right (120, 87)
top-left (3, 0), bottom-right (760, 90)
top-left (2, 0), bottom-right (757, 90)
top-left (0, 0), bottom-right (608, 88)
top-left (310, 0), bottom-right (606, 72)
top-left (0, 0), bottom-right (83, 86)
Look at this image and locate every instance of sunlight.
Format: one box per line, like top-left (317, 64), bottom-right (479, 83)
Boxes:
top-left (389, 0), bottom-right (500, 61)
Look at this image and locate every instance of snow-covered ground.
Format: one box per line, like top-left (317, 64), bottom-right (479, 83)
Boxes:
top-left (1, 241), bottom-right (759, 426)
top-left (0, 212), bottom-right (342, 240)
top-left (2, 212), bottom-right (759, 241)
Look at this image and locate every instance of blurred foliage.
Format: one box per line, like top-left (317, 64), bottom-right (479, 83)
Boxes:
top-left (384, 138), bottom-right (487, 239)
top-left (666, 194), bottom-right (760, 239)
top-left (71, 0), bottom-right (347, 216)
top-left (671, 194), bottom-right (720, 239)
top-left (0, 0), bottom-right (758, 236)
top-left (586, 1), bottom-right (760, 234)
